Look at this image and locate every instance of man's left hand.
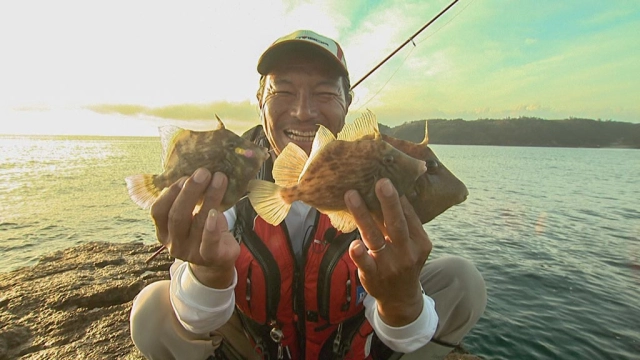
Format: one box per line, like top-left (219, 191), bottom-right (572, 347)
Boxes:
top-left (345, 178), bottom-right (432, 327)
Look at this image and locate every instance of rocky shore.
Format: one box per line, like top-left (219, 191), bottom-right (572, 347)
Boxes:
top-left (0, 242), bottom-right (481, 360)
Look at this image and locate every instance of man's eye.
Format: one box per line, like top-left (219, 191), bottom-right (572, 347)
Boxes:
top-left (316, 92), bottom-right (337, 98)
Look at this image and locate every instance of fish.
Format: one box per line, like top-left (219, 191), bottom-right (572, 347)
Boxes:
top-left (246, 111), bottom-right (427, 233)
top-left (125, 115), bottom-right (269, 211)
top-left (377, 125), bottom-right (469, 224)
top-left (344, 116), bottom-right (469, 224)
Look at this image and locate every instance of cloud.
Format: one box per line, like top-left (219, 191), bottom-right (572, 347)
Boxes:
top-left (87, 100), bottom-right (260, 134)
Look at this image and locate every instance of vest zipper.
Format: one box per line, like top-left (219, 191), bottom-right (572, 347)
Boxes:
top-left (281, 210), bottom-right (321, 358)
top-left (342, 277), bottom-right (351, 311)
top-left (269, 322), bottom-right (286, 359)
top-left (333, 322), bottom-right (344, 354)
top-left (246, 265), bottom-right (252, 308)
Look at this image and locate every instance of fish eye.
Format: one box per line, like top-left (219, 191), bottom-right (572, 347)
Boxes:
top-left (226, 141), bottom-right (236, 149)
top-left (382, 155), bottom-right (394, 165)
top-left (426, 159), bottom-right (439, 174)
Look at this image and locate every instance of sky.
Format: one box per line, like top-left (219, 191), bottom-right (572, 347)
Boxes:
top-left (0, 0), bottom-right (638, 136)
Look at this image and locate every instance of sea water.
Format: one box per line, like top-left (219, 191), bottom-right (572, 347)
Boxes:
top-left (1, 135), bottom-right (638, 359)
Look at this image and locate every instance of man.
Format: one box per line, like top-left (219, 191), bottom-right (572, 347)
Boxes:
top-left (130, 30), bottom-right (486, 360)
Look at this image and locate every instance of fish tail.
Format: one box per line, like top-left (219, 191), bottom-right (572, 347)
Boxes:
top-left (247, 179), bottom-right (292, 226)
top-left (125, 174), bottom-right (161, 209)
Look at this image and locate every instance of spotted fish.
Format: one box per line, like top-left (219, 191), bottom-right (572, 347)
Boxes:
top-left (247, 111), bottom-right (427, 232)
top-left (125, 115), bottom-right (269, 211)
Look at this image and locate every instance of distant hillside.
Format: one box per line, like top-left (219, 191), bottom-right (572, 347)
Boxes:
top-left (381, 117), bottom-right (640, 148)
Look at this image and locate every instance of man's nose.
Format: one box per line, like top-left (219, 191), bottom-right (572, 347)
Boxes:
top-left (290, 92), bottom-right (317, 122)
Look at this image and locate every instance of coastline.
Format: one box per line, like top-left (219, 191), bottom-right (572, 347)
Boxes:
top-left (0, 242), bottom-right (481, 359)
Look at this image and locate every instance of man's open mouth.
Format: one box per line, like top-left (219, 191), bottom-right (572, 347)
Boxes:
top-left (285, 129), bottom-right (317, 142)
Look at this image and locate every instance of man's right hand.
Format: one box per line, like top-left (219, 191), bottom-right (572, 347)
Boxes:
top-left (150, 168), bottom-right (240, 289)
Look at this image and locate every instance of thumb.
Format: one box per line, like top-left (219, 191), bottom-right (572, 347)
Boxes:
top-left (349, 239), bottom-right (376, 275)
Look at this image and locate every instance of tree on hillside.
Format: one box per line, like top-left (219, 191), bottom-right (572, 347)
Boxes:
top-left (382, 118), bottom-right (640, 148)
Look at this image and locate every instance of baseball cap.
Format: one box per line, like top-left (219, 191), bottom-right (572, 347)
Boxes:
top-left (257, 30), bottom-right (348, 77)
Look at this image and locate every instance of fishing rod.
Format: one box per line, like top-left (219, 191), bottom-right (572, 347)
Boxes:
top-left (350, 0), bottom-right (459, 90)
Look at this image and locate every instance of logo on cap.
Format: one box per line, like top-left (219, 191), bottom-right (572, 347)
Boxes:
top-left (295, 35), bottom-right (330, 48)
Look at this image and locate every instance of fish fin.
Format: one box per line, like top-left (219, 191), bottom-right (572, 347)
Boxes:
top-left (214, 114), bottom-right (225, 130)
top-left (336, 124), bottom-right (353, 141)
top-left (327, 211), bottom-right (358, 233)
top-left (125, 174), bottom-right (161, 209)
top-left (299, 125), bottom-right (335, 178)
top-left (273, 143), bottom-right (308, 187)
top-left (247, 180), bottom-right (291, 226)
top-left (338, 109), bottom-right (379, 141)
top-left (158, 125), bottom-right (186, 169)
top-left (420, 120), bottom-right (429, 145)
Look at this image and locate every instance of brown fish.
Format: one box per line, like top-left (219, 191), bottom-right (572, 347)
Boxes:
top-left (247, 111), bottom-right (427, 232)
top-left (125, 115), bottom-right (269, 211)
top-left (353, 121), bottom-right (468, 224)
top-left (380, 125), bottom-right (468, 224)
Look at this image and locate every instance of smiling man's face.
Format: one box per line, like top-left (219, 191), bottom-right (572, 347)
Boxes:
top-left (260, 52), bottom-right (349, 156)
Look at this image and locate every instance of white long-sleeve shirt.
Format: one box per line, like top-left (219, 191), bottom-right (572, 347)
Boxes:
top-left (169, 202), bottom-right (438, 353)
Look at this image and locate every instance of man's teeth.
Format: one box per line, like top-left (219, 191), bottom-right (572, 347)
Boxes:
top-left (286, 130), bottom-right (316, 142)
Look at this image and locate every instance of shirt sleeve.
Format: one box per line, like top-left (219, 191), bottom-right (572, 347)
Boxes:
top-left (364, 291), bottom-right (439, 353)
top-left (167, 208), bottom-right (239, 334)
top-left (169, 260), bottom-right (237, 334)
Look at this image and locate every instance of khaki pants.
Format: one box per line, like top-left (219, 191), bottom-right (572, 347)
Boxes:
top-left (130, 256), bottom-right (486, 360)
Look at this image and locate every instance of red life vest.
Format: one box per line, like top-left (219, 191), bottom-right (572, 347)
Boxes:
top-left (232, 198), bottom-right (375, 359)
top-left (232, 126), bottom-right (396, 359)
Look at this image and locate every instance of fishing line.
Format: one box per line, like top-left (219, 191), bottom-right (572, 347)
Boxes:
top-left (350, 0), bottom-right (475, 111)
top-left (350, 0), bottom-right (459, 91)
top-left (416, 0), bottom-right (476, 46)
top-left (352, 45), bottom-right (416, 113)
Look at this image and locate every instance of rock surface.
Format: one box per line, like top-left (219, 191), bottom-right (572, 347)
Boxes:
top-left (0, 242), bottom-right (481, 360)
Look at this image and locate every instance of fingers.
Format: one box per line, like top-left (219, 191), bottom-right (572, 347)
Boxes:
top-left (376, 179), bottom-right (409, 246)
top-left (199, 208), bottom-right (239, 289)
top-left (344, 189), bottom-right (386, 253)
top-left (345, 178), bottom-right (419, 254)
top-left (201, 208), bottom-right (230, 262)
top-left (168, 168), bottom-right (213, 240)
top-left (151, 176), bottom-right (187, 244)
top-left (148, 169), bottom-right (237, 275)
top-left (399, 196), bottom-right (422, 237)
top-left (400, 196), bottom-right (432, 256)
top-left (194, 172), bottom-right (228, 230)
top-left (348, 239), bottom-right (375, 274)
top-left (347, 179), bottom-right (431, 320)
